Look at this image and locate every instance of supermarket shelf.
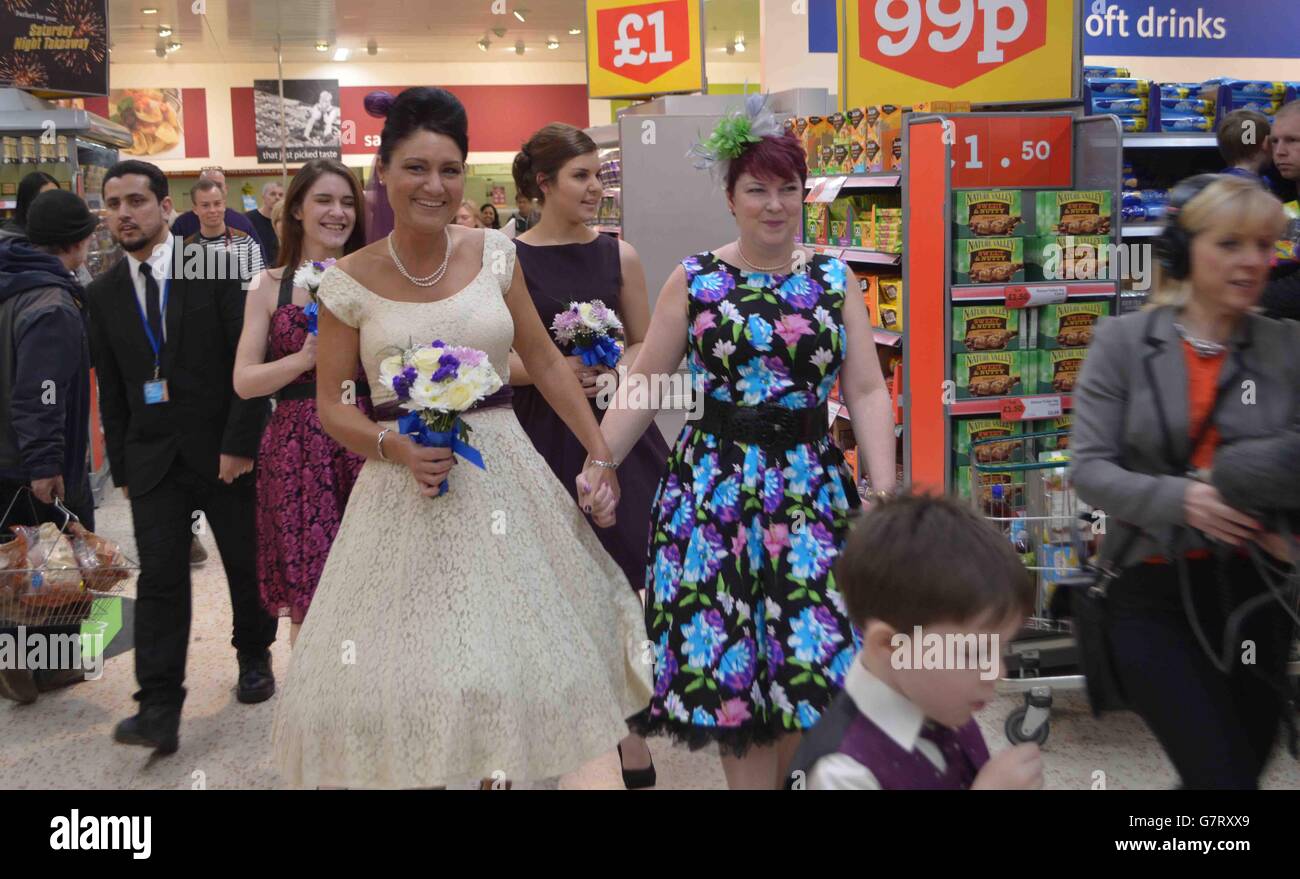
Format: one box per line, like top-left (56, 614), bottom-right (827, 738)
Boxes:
top-left (1121, 224), bottom-right (1163, 238)
top-left (1122, 133), bottom-right (1217, 149)
top-left (873, 328), bottom-right (903, 346)
top-left (810, 244), bottom-right (901, 266)
top-left (950, 281), bottom-right (1117, 301)
top-left (948, 394), bottom-right (1074, 418)
top-left (806, 173), bottom-right (901, 190)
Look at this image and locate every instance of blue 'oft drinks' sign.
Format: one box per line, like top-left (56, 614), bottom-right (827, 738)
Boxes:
top-left (1084, 0), bottom-right (1300, 58)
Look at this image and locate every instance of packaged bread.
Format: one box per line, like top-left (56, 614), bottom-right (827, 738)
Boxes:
top-left (0, 530), bottom-right (31, 596)
top-left (69, 522), bottom-right (130, 592)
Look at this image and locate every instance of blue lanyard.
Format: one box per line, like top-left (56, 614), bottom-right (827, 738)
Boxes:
top-left (132, 273), bottom-right (171, 370)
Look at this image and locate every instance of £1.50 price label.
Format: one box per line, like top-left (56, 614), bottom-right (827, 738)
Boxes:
top-left (587, 0), bottom-right (703, 99)
top-left (948, 114), bottom-right (1073, 189)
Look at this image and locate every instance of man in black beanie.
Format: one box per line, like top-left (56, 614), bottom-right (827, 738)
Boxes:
top-left (0, 188), bottom-right (98, 704)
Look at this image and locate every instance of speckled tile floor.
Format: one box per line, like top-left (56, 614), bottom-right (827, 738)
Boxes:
top-left (1, 489), bottom-right (1297, 790)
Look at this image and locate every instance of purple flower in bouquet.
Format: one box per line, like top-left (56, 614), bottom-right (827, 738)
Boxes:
top-left (551, 300), bottom-right (625, 369)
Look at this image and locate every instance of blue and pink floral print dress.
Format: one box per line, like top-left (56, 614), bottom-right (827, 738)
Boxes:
top-left (631, 251), bottom-right (863, 754)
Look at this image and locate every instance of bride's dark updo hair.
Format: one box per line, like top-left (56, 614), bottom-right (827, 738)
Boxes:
top-left (365, 87), bottom-right (469, 165)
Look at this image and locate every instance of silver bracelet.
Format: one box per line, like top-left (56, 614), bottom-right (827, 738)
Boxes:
top-left (377, 427), bottom-right (393, 461)
top-left (588, 458), bottom-right (619, 470)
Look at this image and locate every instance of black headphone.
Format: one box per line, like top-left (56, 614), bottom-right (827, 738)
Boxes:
top-left (1153, 174), bottom-right (1224, 280)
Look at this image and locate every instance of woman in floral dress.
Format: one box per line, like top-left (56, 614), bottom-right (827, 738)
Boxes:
top-left (597, 96), bottom-right (898, 788)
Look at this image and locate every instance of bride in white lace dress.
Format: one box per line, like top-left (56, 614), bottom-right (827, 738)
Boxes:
top-left (271, 88), bottom-right (651, 788)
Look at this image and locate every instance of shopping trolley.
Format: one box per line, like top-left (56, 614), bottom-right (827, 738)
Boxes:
top-left (0, 488), bottom-right (137, 629)
top-left (969, 430), bottom-right (1095, 746)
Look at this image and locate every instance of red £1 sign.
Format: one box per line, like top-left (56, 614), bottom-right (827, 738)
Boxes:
top-left (859, 0), bottom-right (1048, 89)
top-left (597, 0), bottom-right (692, 85)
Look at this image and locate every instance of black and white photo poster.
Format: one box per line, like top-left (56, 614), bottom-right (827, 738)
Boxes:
top-left (253, 78), bottom-right (341, 163)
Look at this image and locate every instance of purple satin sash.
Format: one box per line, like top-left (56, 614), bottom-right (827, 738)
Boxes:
top-left (372, 385), bottom-right (514, 422)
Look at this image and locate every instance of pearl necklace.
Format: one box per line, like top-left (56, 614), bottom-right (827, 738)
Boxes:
top-left (737, 240), bottom-right (793, 274)
top-left (388, 229), bottom-right (452, 288)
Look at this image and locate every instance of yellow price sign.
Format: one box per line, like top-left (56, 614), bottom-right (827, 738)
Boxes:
top-left (839, 0), bottom-right (1078, 108)
top-left (586, 0), bottom-right (705, 100)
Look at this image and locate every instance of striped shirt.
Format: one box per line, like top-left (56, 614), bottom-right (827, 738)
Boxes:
top-left (186, 227), bottom-right (265, 285)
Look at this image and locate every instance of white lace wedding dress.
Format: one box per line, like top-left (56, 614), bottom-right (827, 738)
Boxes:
top-left (271, 228), bottom-right (652, 788)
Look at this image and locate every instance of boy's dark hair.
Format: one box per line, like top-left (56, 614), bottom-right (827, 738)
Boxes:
top-left (1217, 110), bottom-right (1271, 166)
top-left (102, 159), bottom-right (169, 202)
top-left (837, 493), bottom-right (1034, 631)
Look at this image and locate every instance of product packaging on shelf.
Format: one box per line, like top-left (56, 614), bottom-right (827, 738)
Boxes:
top-left (1086, 78), bottom-right (1151, 96)
top-left (861, 274), bottom-right (878, 326)
top-left (955, 418), bottom-right (1025, 464)
top-left (1036, 301), bottom-right (1110, 349)
top-left (956, 466), bottom-right (1026, 511)
top-left (876, 105), bottom-right (904, 171)
top-left (828, 199), bottom-right (852, 247)
top-left (912, 100), bottom-right (972, 113)
top-left (1039, 348), bottom-right (1088, 395)
top-left (1035, 191), bottom-right (1113, 236)
top-left (952, 304), bottom-right (1024, 352)
top-left (1160, 115), bottom-right (1216, 133)
top-left (1122, 117), bottom-right (1149, 133)
top-left (876, 277), bottom-right (904, 332)
top-left (954, 237), bottom-right (1025, 284)
top-left (1030, 415), bottom-right (1074, 451)
top-left (1084, 65), bottom-right (1131, 79)
top-left (804, 115), bottom-right (828, 176)
top-left (953, 190), bottom-right (1030, 237)
top-left (1027, 234), bottom-right (1112, 281)
top-left (954, 350), bottom-right (1029, 399)
top-left (1092, 96), bottom-right (1149, 117)
top-left (1161, 97), bottom-right (1215, 116)
top-left (805, 203), bottom-right (828, 246)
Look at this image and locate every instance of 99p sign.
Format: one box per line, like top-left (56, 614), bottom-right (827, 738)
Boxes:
top-left (841, 0), bottom-right (1078, 108)
top-left (586, 0), bottom-right (704, 99)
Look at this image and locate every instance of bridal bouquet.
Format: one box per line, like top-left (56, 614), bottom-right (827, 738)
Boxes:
top-left (293, 258), bottom-right (336, 335)
top-left (377, 340), bottom-right (503, 497)
top-left (551, 300), bottom-right (624, 368)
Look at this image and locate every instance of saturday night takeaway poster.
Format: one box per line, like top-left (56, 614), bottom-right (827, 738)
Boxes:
top-left (0, 0), bottom-right (108, 98)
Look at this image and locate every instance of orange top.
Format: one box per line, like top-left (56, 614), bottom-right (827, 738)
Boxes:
top-left (1141, 342), bottom-right (1226, 564)
top-left (1183, 340), bottom-right (1226, 471)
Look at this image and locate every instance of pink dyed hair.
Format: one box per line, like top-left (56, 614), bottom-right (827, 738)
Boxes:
top-left (725, 134), bottom-right (808, 197)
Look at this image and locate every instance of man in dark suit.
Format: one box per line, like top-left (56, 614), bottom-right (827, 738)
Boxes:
top-left (88, 160), bottom-right (276, 754)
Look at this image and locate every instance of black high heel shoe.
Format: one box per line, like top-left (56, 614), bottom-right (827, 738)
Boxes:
top-left (618, 743), bottom-right (656, 789)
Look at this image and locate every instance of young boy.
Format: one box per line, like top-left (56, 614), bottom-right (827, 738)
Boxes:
top-left (787, 494), bottom-right (1043, 790)
top-left (1217, 109), bottom-right (1273, 186)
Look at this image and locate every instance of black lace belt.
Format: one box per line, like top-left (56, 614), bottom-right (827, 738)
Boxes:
top-left (695, 397), bottom-right (828, 449)
top-left (372, 385), bottom-right (514, 422)
top-left (275, 380), bottom-right (371, 402)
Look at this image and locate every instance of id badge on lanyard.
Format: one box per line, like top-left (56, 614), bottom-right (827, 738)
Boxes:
top-left (137, 277), bottom-right (171, 404)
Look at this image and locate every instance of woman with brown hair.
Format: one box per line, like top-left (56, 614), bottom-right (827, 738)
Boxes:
top-left (233, 158), bottom-right (370, 645)
top-left (510, 122), bottom-right (671, 787)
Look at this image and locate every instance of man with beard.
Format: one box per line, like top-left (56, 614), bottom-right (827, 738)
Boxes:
top-left (88, 160), bottom-right (275, 754)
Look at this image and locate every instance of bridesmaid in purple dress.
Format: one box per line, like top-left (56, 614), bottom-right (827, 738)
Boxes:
top-left (511, 124), bottom-right (671, 787)
top-left (233, 159), bottom-right (369, 645)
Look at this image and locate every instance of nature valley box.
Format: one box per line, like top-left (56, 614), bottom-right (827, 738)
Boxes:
top-left (954, 191), bottom-right (1030, 238)
top-left (952, 304), bottom-right (1024, 353)
top-left (1036, 301), bottom-right (1110, 349)
top-left (955, 418), bottom-right (1025, 464)
top-left (954, 238), bottom-right (1025, 284)
top-left (955, 351), bottom-right (1029, 399)
top-left (1039, 348), bottom-right (1088, 395)
top-left (1031, 415), bottom-right (1074, 451)
top-left (1028, 235), bottom-right (1112, 281)
top-left (1036, 191), bottom-right (1113, 236)
top-left (956, 466), bottom-right (1027, 511)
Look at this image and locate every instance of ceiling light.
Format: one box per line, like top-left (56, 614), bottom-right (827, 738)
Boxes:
top-left (546, 37), bottom-right (559, 50)
top-left (141, 7), bottom-right (158, 13)
top-left (478, 37), bottom-right (490, 52)
top-left (166, 41), bottom-right (181, 53)
top-left (333, 48), bottom-right (349, 61)
top-left (513, 8), bottom-right (528, 23)
top-left (568, 27), bottom-right (582, 36)
top-left (157, 25), bottom-right (171, 37)
top-left (492, 26), bottom-right (507, 38)
top-left (155, 43), bottom-right (165, 57)
top-left (734, 33), bottom-right (746, 52)
top-left (367, 38), bottom-right (378, 55)
top-left (725, 43), bottom-right (735, 55)
top-left (315, 41), bottom-right (329, 52)
top-left (514, 39), bottom-right (525, 55)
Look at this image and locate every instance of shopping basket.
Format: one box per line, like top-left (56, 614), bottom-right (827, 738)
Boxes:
top-left (0, 488), bottom-right (137, 628)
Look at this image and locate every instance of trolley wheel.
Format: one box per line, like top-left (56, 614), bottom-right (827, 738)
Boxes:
top-left (1005, 705), bottom-right (1049, 746)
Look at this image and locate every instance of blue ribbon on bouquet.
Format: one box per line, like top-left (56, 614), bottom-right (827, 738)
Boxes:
top-left (303, 301), bottom-right (319, 335)
top-left (396, 411), bottom-right (486, 496)
top-left (574, 334), bottom-right (622, 368)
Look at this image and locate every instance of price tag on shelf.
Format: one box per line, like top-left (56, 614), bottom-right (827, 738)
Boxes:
top-left (1004, 285), bottom-right (1068, 309)
top-left (950, 115), bottom-right (1073, 190)
top-left (806, 176), bottom-right (848, 204)
top-left (1001, 396), bottom-right (1063, 422)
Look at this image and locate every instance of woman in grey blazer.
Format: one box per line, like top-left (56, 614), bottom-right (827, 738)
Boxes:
top-left (1072, 175), bottom-right (1299, 789)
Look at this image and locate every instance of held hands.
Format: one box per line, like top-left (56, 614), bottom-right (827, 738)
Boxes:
top-left (971, 743), bottom-right (1044, 790)
top-left (219, 455), bottom-right (255, 484)
top-left (566, 355), bottom-right (605, 399)
top-left (30, 475), bottom-right (65, 506)
top-left (576, 463), bottom-right (620, 527)
top-left (393, 433), bottom-right (456, 498)
top-left (1183, 481), bottom-right (1262, 547)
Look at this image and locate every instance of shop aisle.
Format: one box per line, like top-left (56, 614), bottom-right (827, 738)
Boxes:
top-left (0, 490), bottom-right (1296, 790)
